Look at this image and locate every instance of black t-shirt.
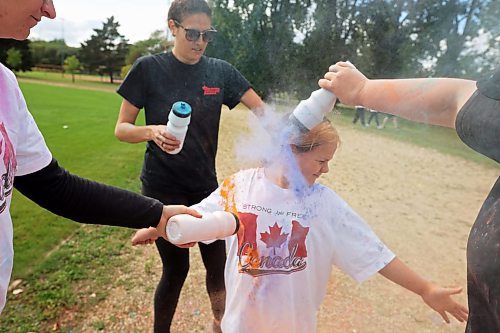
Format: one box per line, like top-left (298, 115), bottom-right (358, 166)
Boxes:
top-left (456, 69), bottom-right (500, 164)
top-left (117, 52), bottom-right (251, 195)
top-left (455, 69), bottom-right (500, 332)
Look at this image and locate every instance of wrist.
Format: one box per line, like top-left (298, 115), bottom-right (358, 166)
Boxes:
top-left (417, 281), bottom-right (434, 298)
top-left (155, 206), bottom-right (169, 240)
top-left (146, 125), bottom-right (155, 141)
top-left (358, 79), bottom-right (371, 107)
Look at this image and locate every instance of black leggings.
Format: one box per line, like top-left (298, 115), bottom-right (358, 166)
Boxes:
top-left (142, 185), bottom-right (227, 333)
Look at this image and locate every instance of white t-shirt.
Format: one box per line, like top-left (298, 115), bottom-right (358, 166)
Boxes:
top-left (0, 63), bottom-right (52, 313)
top-left (193, 168), bottom-right (395, 333)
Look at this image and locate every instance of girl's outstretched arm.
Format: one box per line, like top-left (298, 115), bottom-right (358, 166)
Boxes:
top-left (378, 257), bottom-right (468, 323)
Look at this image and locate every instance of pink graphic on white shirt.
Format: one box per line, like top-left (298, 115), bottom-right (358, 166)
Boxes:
top-left (237, 214), bottom-right (309, 277)
top-left (0, 122), bottom-right (17, 214)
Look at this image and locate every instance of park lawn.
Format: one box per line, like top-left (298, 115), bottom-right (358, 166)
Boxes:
top-left (1, 82), bottom-right (148, 332)
top-left (16, 70), bottom-right (121, 92)
top-left (12, 82), bottom-right (146, 280)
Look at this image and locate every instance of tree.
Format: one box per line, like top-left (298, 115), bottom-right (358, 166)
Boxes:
top-left (210, 0), bottom-right (311, 99)
top-left (459, 0), bottom-right (499, 77)
top-left (6, 48), bottom-right (22, 72)
top-left (296, 0), bottom-right (366, 97)
top-left (29, 39), bottom-right (78, 67)
top-left (358, 0), bottom-right (418, 78)
top-left (125, 30), bottom-right (172, 65)
top-left (407, 0), bottom-right (494, 77)
top-left (63, 55), bottom-right (82, 83)
top-left (79, 16), bottom-right (129, 83)
top-left (0, 39), bottom-right (33, 71)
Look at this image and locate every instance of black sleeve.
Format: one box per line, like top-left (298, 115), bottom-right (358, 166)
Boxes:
top-left (221, 60), bottom-right (252, 109)
top-left (14, 158), bottom-right (163, 229)
top-left (116, 56), bottom-right (146, 109)
top-left (456, 69), bottom-right (500, 164)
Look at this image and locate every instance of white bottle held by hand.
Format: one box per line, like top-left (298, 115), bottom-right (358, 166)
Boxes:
top-left (165, 101), bottom-right (192, 154)
top-left (166, 211), bottom-right (240, 245)
top-left (289, 88), bottom-right (337, 131)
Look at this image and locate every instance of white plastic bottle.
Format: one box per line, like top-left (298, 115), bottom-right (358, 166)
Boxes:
top-left (289, 88), bottom-right (337, 131)
top-left (166, 211), bottom-right (240, 245)
top-left (165, 101), bottom-right (192, 154)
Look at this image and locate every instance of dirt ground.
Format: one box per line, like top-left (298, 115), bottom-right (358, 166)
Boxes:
top-left (65, 107), bottom-right (498, 333)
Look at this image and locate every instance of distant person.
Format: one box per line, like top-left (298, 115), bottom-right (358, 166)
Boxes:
top-left (380, 113), bottom-right (399, 129)
top-left (132, 119), bottom-right (468, 332)
top-left (114, 0), bottom-right (265, 331)
top-left (0, 0), bottom-right (197, 315)
top-left (320, 61), bottom-right (499, 333)
top-left (352, 105), bottom-right (368, 126)
top-left (366, 108), bottom-right (382, 128)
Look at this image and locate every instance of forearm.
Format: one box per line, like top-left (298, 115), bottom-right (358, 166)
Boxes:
top-left (378, 257), bottom-right (432, 297)
top-left (240, 88), bottom-right (266, 118)
top-left (359, 78), bottom-right (477, 128)
top-left (115, 122), bottom-right (154, 143)
top-left (14, 158), bottom-right (163, 229)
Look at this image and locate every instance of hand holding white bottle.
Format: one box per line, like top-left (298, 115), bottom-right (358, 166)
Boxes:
top-left (166, 211), bottom-right (240, 245)
top-left (165, 101), bottom-right (192, 154)
top-left (289, 88), bottom-right (337, 131)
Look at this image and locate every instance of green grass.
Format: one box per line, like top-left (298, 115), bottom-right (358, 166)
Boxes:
top-left (10, 83), bottom-right (146, 280)
top-left (16, 70), bottom-right (121, 92)
top-left (0, 81), bottom-right (147, 331)
top-left (330, 106), bottom-right (498, 168)
top-left (1, 225), bottom-right (134, 332)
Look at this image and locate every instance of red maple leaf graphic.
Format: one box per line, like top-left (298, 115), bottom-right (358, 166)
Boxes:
top-left (288, 220), bottom-right (309, 257)
top-left (260, 222), bottom-right (288, 255)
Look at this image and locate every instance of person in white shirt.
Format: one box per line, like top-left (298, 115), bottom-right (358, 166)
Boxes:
top-left (133, 119), bottom-right (468, 332)
top-left (0, 0), bottom-right (198, 314)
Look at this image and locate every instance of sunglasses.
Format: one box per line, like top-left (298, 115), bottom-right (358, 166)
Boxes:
top-left (174, 20), bottom-right (217, 43)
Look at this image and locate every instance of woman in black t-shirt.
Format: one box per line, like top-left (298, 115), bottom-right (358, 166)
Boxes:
top-left (115, 1), bottom-right (265, 332)
top-left (320, 63), bottom-right (499, 333)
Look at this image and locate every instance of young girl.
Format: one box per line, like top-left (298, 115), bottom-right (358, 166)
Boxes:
top-left (133, 120), bottom-right (468, 332)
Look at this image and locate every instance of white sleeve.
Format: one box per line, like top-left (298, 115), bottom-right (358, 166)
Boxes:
top-left (15, 109), bottom-right (52, 176)
top-left (330, 199), bottom-right (395, 283)
top-left (191, 186), bottom-right (224, 214)
top-left (7, 69), bottom-right (52, 176)
top-left (190, 185), bottom-right (227, 244)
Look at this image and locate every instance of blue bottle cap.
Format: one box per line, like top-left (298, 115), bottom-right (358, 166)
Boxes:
top-left (171, 101), bottom-right (192, 118)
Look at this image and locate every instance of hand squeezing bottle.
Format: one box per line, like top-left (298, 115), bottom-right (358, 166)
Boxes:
top-left (165, 101), bottom-right (192, 154)
top-left (289, 89), bottom-right (337, 131)
top-left (166, 211), bottom-right (240, 245)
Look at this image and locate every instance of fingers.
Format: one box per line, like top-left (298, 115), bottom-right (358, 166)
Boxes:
top-left (177, 242), bottom-right (196, 248)
top-left (185, 207), bottom-right (202, 218)
top-left (132, 239), bottom-right (154, 246)
top-left (328, 61), bottom-right (355, 73)
top-left (439, 311), bottom-right (450, 324)
top-left (447, 304), bottom-right (468, 323)
top-left (158, 140), bottom-right (179, 152)
top-left (153, 126), bottom-right (180, 152)
top-left (448, 286), bottom-right (463, 295)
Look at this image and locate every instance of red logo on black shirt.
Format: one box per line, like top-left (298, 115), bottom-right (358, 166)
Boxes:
top-left (202, 85), bottom-right (220, 96)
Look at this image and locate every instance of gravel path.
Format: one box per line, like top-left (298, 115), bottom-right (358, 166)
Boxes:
top-left (63, 108), bottom-right (498, 333)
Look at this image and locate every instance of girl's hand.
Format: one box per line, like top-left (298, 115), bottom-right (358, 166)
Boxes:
top-left (176, 242), bottom-right (197, 248)
top-left (421, 284), bottom-right (468, 323)
top-left (132, 227), bottom-right (159, 246)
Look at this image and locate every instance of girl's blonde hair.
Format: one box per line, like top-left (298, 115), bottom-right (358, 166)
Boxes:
top-left (290, 119), bottom-right (340, 153)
